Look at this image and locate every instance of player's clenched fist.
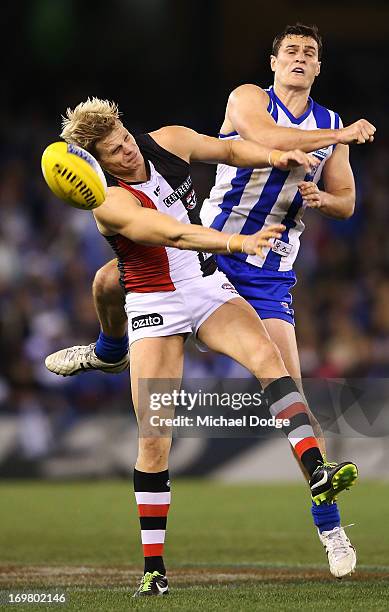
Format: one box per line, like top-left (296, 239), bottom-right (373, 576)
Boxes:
top-left (298, 181), bottom-right (323, 208)
top-left (338, 119), bottom-right (376, 145)
top-left (227, 224), bottom-right (286, 258)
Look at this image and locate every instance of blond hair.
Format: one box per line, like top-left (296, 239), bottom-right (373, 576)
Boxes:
top-left (61, 97), bottom-right (121, 152)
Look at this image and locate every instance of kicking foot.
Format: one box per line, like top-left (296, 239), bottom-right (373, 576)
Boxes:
top-left (310, 461), bottom-right (358, 505)
top-left (45, 343), bottom-right (129, 376)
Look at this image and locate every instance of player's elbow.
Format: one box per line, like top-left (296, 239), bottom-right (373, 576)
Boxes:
top-left (329, 190), bottom-right (355, 219)
top-left (341, 197), bottom-right (355, 219)
top-left (341, 205), bottom-right (355, 219)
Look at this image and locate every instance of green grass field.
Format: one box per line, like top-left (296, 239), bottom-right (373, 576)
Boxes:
top-left (0, 480), bottom-right (388, 610)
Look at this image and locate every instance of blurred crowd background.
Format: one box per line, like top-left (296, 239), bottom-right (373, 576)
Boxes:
top-left (1, 0), bottom-right (389, 470)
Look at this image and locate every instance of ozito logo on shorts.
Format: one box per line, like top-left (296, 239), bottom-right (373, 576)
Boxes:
top-left (132, 313), bottom-right (164, 331)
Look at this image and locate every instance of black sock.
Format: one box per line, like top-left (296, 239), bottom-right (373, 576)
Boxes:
top-left (144, 555), bottom-right (166, 575)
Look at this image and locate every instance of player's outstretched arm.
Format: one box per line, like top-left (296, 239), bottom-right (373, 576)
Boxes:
top-left (298, 144), bottom-right (355, 219)
top-left (153, 125), bottom-right (318, 172)
top-left (94, 187), bottom-right (285, 257)
top-left (227, 84), bottom-right (376, 152)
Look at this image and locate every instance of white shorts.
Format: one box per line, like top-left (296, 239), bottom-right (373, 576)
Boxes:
top-left (125, 270), bottom-right (240, 347)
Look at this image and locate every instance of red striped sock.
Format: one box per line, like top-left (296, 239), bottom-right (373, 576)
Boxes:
top-left (134, 468), bottom-right (170, 575)
top-left (265, 376), bottom-right (323, 476)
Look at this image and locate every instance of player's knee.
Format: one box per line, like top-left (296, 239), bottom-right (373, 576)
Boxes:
top-left (248, 339), bottom-right (283, 377)
top-left (92, 262), bottom-right (121, 303)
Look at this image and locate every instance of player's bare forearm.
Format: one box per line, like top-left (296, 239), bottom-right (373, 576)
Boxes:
top-left (95, 188), bottom-right (284, 257)
top-left (183, 130), bottom-right (275, 167)
top-left (244, 120), bottom-right (375, 152)
top-left (247, 126), bottom-right (341, 154)
top-left (227, 138), bottom-right (273, 168)
top-left (118, 207), bottom-right (282, 255)
top-left (298, 181), bottom-right (355, 219)
top-left (228, 141), bottom-right (318, 173)
top-left (154, 126), bottom-right (317, 172)
top-left (298, 143), bottom-right (355, 219)
top-left (314, 189), bottom-right (355, 219)
top-left (123, 208), bottom-right (235, 253)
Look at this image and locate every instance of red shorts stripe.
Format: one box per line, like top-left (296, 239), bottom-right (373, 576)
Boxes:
top-left (277, 402), bottom-right (307, 421)
top-left (143, 543), bottom-right (164, 557)
top-left (137, 504), bottom-right (170, 517)
top-left (294, 436), bottom-right (319, 458)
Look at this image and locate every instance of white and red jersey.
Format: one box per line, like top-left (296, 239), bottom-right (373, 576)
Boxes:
top-left (103, 134), bottom-right (216, 293)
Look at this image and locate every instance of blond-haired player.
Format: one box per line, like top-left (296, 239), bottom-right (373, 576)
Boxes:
top-left (46, 97), bottom-right (359, 595)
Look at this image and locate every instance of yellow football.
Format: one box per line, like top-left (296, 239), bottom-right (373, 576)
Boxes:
top-left (41, 141), bottom-right (107, 210)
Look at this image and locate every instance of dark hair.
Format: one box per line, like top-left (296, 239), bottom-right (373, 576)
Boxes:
top-left (272, 23), bottom-right (322, 60)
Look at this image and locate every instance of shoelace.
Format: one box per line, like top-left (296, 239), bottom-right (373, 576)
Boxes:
top-left (312, 461), bottom-right (336, 478)
top-left (326, 525), bottom-right (355, 559)
top-left (66, 343), bottom-right (95, 361)
top-left (139, 572), bottom-right (154, 592)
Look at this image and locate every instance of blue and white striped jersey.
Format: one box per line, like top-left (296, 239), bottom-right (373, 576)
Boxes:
top-left (200, 86), bottom-right (342, 271)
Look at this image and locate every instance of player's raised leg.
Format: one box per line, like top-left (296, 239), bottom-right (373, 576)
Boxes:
top-left (45, 260), bottom-right (130, 375)
top-left (262, 318), bottom-right (326, 466)
top-left (198, 298), bottom-right (324, 475)
top-left (197, 299), bottom-right (358, 525)
top-left (263, 318), bottom-right (356, 577)
top-left (131, 334), bottom-right (185, 597)
top-left (93, 259), bottom-right (127, 339)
